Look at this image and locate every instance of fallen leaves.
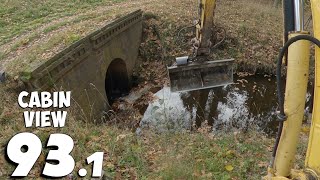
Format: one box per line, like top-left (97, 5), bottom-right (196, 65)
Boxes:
top-left (225, 150), bottom-right (236, 158)
top-left (258, 161), bottom-right (269, 168)
top-left (301, 126), bottom-right (310, 134)
top-left (116, 133), bottom-right (132, 142)
top-left (225, 164), bottom-right (234, 172)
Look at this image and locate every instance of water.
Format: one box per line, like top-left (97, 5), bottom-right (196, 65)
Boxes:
top-left (139, 75), bottom-right (312, 135)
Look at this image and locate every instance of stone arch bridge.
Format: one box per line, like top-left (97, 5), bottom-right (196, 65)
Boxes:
top-left (21, 10), bottom-right (143, 121)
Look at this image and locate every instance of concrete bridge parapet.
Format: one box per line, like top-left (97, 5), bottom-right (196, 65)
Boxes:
top-left (21, 10), bottom-right (143, 121)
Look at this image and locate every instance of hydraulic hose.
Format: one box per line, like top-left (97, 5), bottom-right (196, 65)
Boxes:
top-left (272, 34), bottom-right (320, 165)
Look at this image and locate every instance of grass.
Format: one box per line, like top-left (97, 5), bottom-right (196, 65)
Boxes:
top-left (0, 0), bottom-right (312, 179)
top-left (42, 13), bottom-right (97, 34)
top-left (0, 92), bottom-right (274, 179)
top-left (5, 18), bottom-right (109, 74)
top-left (6, 32), bottom-right (66, 73)
top-left (148, 131), bottom-right (272, 179)
top-left (0, 77), bottom-right (308, 179)
top-left (0, 8), bottom-right (117, 64)
top-left (0, 104), bottom-right (307, 180)
top-left (0, 0), bottom-right (288, 75)
top-left (0, 0), bottom-right (126, 45)
top-left (0, 51), bottom-right (4, 61)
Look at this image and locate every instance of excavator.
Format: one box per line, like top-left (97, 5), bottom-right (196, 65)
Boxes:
top-left (167, 0), bottom-right (320, 179)
top-left (167, 0), bottom-right (234, 92)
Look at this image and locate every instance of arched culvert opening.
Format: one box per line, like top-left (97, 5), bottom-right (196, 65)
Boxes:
top-left (105, 58), bottom-right (130, 105)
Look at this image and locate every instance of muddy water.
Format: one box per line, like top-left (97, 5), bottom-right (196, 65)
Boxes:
top-left (139, 75), bottom-right (312, 135)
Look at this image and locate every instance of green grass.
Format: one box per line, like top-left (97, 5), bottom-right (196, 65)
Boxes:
top-left (0, 0), bottom-right (311, 179)
top-left (0, 0), bottom-right (125, 45)
top-left (0, 80), bottom-right (278, 179)
top-left (0, 120), bottom-right (274, 179)
top-left (0, 0), bottom-right (122, 72)
top-left (9, 33), bottom-right (38, 52)
top-left (0, 7), bottom-right (115, 63)
top-left (5, 31), bottom-right (72, 73)
top-left (0, 51), bottom-right (4, 61)
top-left (4, 9), bottom-right (115, 73)
top-left (42, 13), bottom-right (96, 34)
top-left (1, 0), bottom-right (285, 75)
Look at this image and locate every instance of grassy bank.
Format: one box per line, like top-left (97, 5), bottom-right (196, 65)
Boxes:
top-left (0, 81), bottom-right (308, 179)
top-left (0, 83), bottom-right (275, 179)
top-left (0, 0), bottom-right (126, 45)
top-left (0, 0), bottom-right (285, 74)
top-left (0, 80), bottom-right (274, 179)
top-left (0, 0), bottom-right (312, 179)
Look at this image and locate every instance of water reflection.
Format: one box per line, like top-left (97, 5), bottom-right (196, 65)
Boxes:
top-left (140, 75), bottom-right (311, 135)
top-left (140, 87), bottom-right (192, 131)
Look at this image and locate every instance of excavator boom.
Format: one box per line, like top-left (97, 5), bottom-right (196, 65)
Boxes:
top-left (265, 0), bottom-right (320, 179)
top-left (167, 0), bottom-right (234, 92)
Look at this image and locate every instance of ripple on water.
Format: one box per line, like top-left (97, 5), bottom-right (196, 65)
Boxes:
top-left (139, 75), bottom-right (312, 135)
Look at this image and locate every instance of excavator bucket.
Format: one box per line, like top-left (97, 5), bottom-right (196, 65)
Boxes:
top-left (168, 58), bottom-right (234, 92)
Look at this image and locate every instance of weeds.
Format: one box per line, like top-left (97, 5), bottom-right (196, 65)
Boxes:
top-left (0, 0), bottom-right (311, 179)
top-left (0, 88), bottom-right (308, 179)
top-left (0, 0), bottom-right (126, 44)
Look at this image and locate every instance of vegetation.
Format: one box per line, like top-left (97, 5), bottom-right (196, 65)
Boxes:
top-left (0, 0), bottom-right (311, 179)
top-left (0, 0), bottom-right (125, 44)
top-left (0, 0), bottom-right (287, 74)
top-left (0, 81), bottom-right (277, 179)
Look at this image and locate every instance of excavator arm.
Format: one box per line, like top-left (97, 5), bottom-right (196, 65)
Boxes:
top-left (167, 0), bottom-right (320, 178)
top-left (167, 0), bottom-right (234, 92)
top-left (194, 0), bottom-right (216, 56)
top-left (265, 0), bottom-right (320, 179)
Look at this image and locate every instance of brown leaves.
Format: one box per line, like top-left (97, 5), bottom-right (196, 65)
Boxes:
top-left (301, 126), bottom-right (310, 134)
top-left (258, 161), bottom-right (269, 168)
top-left (116, 133), bottom-right (132, 142)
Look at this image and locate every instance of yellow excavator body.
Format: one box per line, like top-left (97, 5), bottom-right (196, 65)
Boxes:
top-left (265, 0), bottom-right (320, 179)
